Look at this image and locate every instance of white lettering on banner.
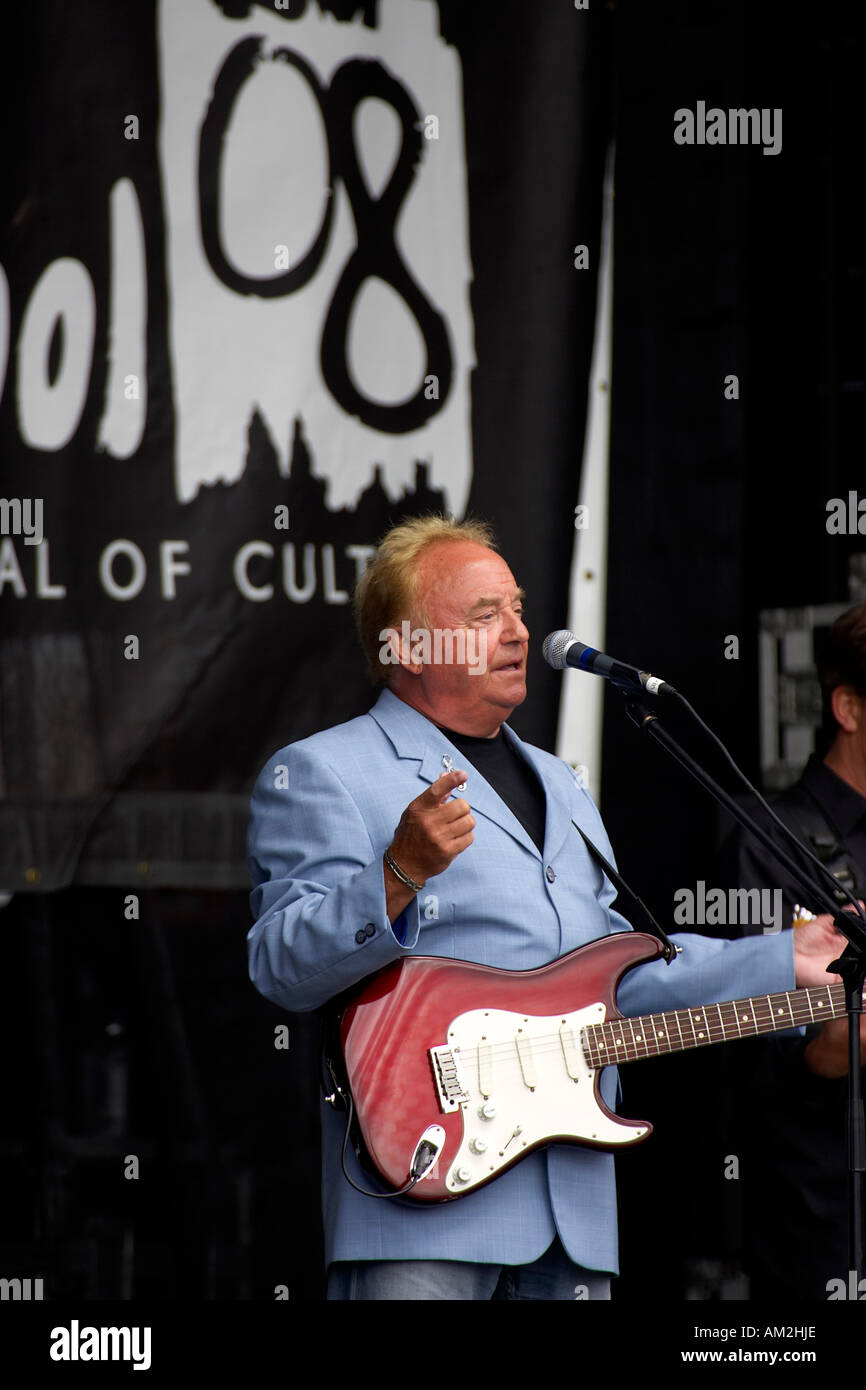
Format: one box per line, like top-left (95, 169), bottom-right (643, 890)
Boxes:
top-left (97, 178), bottom-right (147, 458)
top-left (0, 537), bottom-right (375, 602)
top-left (17, 258), bottom-right (96, 451)
top-left (157, 0), bottom-right (475, 511)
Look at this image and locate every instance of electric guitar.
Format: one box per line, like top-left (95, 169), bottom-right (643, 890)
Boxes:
top-left (337, 931), bottom-right (848, 1202)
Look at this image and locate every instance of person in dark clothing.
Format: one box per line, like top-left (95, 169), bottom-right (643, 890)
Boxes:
top-left (717, 601), bottom-right (866, 1300)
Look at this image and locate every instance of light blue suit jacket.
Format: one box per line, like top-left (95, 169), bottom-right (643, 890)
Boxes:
top-left (247, 688), bottom-right (795, 1272)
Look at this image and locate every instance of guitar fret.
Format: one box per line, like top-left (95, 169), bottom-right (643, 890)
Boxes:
top-left (752, 995), bottom-right (771, 1037)
top-left (716, 1002), bottom-right (728, 1041)
top-left (769, 991), bottom-right (790, 1030)
top-left (579, 982), bottom-right (853, 1079)
top-left (812, 985), bottom-right (831, 1020)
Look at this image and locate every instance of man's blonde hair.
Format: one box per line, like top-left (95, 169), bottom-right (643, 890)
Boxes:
top-left (354, 514), bottom-right (498, 684)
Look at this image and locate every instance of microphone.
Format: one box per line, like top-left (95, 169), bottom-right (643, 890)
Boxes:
top-left (542, 630), bottom-right (679, 698)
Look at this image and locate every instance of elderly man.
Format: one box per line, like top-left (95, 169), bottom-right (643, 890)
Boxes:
top-left (247, 515), bottom-right (842, 1301)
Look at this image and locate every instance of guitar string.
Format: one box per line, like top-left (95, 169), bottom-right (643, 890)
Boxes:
top-left (431, 982), bottom-right (847, 1071)
top-left (445, 999), bottom-right (839, 1069)
top-left (441, 985), bottom-right (845, 1062)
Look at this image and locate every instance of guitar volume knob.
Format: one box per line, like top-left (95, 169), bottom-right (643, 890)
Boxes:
top-left (470, 1138), bottom-right (488, 1154)
top-left (479, 1101), bottom-right (496, 1120)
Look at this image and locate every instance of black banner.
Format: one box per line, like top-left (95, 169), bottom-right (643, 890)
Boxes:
top-left (0, 0), bottom-right (607, 890)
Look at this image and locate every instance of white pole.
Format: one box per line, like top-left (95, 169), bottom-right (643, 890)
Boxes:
top-left (554, 142), bottom-right (615, 806)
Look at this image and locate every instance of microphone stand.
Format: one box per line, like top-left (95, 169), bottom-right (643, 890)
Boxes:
top-left (621, 692), bottom-right (866, 1290)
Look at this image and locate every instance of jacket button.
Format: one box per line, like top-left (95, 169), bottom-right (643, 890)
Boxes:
top-left (354, 928), bottom-right (367, 944)
top-left (545, 865), bottom-right (556, 883)
top-left (364, 922), bottom-right (376, 938)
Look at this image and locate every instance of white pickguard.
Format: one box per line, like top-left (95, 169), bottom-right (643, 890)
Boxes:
top-left (440, 1002), bottom-right (647, 1195)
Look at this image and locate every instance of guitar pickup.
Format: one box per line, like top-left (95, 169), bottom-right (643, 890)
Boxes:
top-left (430, 1045), bottom-right (469, 1112)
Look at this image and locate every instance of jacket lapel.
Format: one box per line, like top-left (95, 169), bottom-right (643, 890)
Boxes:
top-left (369, 689), bottom-right (545, 859)
top-left (509, 732), bottom-right (575, 864)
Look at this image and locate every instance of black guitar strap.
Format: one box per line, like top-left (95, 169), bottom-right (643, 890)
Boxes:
top-left (782, 792), bottom-right (861, 906)
top-left (572, 820), bottom-right (678, 963)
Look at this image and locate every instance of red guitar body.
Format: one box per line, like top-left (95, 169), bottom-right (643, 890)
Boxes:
top-left (339, 931), bottom-right (664, 1202)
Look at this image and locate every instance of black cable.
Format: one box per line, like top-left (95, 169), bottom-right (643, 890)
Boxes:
top-left (339, 1092), bottom-right (423, 1199)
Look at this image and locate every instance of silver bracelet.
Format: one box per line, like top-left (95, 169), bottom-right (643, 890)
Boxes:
top-left (384, 848), bottom-right (425, 893)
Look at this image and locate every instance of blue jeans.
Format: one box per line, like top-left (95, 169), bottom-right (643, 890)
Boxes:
top-left (327, 1237), bottom-right (611, 1301)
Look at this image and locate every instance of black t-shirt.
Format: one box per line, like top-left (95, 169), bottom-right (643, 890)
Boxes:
top-left (438, 725), bottom-right (547, 854)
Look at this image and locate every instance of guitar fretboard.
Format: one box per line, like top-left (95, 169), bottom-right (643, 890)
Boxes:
top-left (581, 982), bottom-right (847, 1068)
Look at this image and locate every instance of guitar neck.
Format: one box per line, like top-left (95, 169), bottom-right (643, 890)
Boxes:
top-left (583, 982), bottom-right (848, 1068)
